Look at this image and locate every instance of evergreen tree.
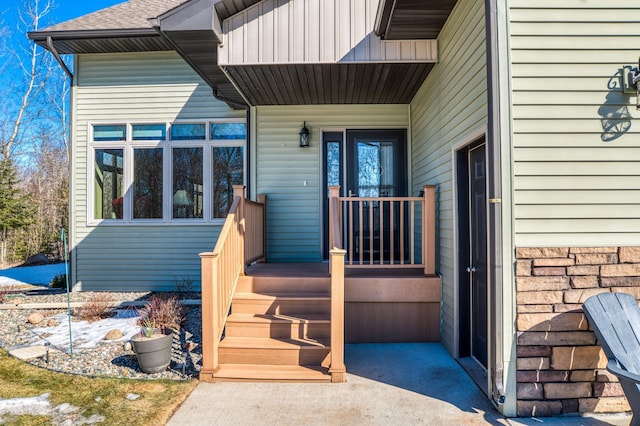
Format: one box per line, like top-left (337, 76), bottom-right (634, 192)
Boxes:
top-left (0, 159), bottom-right (35, 266)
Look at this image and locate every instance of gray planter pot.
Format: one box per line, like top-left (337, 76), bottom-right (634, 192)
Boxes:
top-left (131, 332), bottom-right (173, 373)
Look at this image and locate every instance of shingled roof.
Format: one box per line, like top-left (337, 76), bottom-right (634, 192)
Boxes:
top-left (43, 0), bottom-right (188, 32)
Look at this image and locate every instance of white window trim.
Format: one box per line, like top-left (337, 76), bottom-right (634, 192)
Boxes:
top-left (87, 119), bottom-right (246, 226)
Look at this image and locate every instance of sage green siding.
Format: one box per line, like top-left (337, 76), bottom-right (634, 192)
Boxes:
top-left (72, 52), bottom-right (243, 291)
top-left (510, 0), bottom-right (640, 246)
top-left (409, 0), bottom-right (487, 354)
top-left (254, 105), bottom-right (409, 262)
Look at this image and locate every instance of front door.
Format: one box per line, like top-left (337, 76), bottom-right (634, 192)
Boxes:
top-left (323, 129), bottom-right (407, 260)
top-left (457, 139), bottom-right (488, 369)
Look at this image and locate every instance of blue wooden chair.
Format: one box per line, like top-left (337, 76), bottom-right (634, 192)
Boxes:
top-left (583, 292), bottom-right (640, 426)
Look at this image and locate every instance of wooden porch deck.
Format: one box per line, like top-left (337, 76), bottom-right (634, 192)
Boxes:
top-left (200, 186), bottom-right (439, 382)
top-left (244, 262), bottom-right (441, 343)
top-left (246, 262), bottom-right (433, 278)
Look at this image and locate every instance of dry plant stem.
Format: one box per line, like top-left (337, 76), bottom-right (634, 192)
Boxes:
top-left (75, 293), bottom-right (115, 322)
top-left (137, 295), bottom-right (185, 334)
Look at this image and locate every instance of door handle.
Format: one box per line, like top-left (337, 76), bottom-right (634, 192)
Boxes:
top-left (348, 190), bottom-right (357, 197)
top-left (466, 266), bottom-right (476, 273)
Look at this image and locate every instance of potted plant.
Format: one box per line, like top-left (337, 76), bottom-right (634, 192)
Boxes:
top-left (131, 295), bottom-right (184, 373)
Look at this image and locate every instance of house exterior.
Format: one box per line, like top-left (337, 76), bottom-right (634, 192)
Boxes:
top-left (30, 0), bottom-right (640, 418)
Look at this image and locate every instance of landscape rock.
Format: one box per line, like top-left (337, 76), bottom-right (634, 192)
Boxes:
top-left (123, 341), bottom-right (132, 351)
top-left (105, 329), bottom-right (123, 340)
top-left (27, 312), bottom-right (45, 324)
top-left (46, 319), bottom-right (58, 327)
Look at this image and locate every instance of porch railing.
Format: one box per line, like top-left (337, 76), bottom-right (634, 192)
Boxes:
top-left (328, 191), bottom-right (346, 382)
top-left (328, 185), bottom-right (436, 275)
top-left (199, 185), bottom-right (266, 380)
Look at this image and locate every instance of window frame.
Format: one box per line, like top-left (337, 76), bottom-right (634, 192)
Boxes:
top-left (87, 118), bottom-right (246, 226)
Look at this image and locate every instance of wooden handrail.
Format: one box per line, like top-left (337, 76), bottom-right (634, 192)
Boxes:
top-left (199, 185), bottom-right (267, 380)
top-left (329, 185), bottom-right (437, 273)
top-left (244, 197), bottom-right (267, 264)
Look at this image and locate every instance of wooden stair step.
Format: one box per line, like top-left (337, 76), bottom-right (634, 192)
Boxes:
top-left (237, 275), bottom-right (330, 293)
top-left (232, 292), bottom-right (330, 315)
top-left (213, 364), bottom-right (331, 383)
top-left (219, 337), bottom-right (330, 366)
top-left (226, 313), bottom-right (330, 338)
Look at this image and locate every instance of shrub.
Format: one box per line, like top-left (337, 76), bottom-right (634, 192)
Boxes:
top-left (75, 293), bottom-right (115, 322)
top-left (49, 273), bottom-right (67, 289)
top-left (137, 295), bottom-right (185, 334)
top-left (0, 284), bottom-right (17, 303)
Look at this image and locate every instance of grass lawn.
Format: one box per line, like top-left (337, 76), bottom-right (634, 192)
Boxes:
top-left (0, 349), bottom-right (197, 425)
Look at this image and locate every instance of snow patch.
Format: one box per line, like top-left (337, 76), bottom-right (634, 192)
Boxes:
top-left (30, 309), bottom-right (141, 352)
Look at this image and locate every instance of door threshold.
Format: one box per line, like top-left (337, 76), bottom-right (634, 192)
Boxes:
top-left (458, 356), bottom-right (488, 396)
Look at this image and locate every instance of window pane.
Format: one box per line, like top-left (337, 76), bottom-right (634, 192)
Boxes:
top-left (93, 125), bottom-right (126, 141)
top-left (133, 148), bottom-right (163, 219)
top-left (210, 123), bottom-right (246, 140)
top-left (171, 123), bottom-right (205, 141)
top-left (173, 148), bottom-right (203, 219)
top-left (94, 149), bottom-right (124, 219)
top-left (212, 146), bottom-right (244, 218)
top-left (132, 124), bottom-right (166, 141)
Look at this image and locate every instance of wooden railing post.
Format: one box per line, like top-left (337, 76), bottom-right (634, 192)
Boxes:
top-left (257, 194), bottom-right (267, 263)
top-left (199, 252), bottom-right (219, 380)
top-left (423, 185), bottom-right (436, 276)
top-left (328, 186), bottom-right (341, 272)
top-left (233, 185), bottom-right (246, 274)
top-left (329, 247), bottom-right (346, 383)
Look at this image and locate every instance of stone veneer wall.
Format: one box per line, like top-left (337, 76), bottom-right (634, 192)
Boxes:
top-left (515, 246), bottom-right (640, 417)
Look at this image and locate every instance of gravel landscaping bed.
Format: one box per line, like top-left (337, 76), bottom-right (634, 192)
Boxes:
top-left (0, 290), bottom-right (202, 380)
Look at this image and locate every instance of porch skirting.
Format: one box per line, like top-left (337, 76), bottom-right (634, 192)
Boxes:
top-left (515, 246), bottom-right (640, 416)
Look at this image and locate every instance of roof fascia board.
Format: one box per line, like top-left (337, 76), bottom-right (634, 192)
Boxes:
top-left (374, 0), bottom-right (396, 39)
top-left (27, 28), bottom-right (158, 42)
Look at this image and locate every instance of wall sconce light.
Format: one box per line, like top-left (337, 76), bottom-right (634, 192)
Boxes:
top-left (299, 122), bottom-right (310, 147)
top-left (621, 57), bottom-right (640, 109)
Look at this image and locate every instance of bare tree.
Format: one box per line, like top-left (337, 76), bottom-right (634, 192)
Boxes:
top-left (1, 0), bottom-right (56, 161)
top-left (0, 0), bottom-right (70, 264)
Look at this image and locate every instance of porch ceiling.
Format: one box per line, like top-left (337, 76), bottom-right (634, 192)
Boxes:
top-left (224, 63), bottom-right (435, 105)
top-left (375, 0), bottom-right (459, 40)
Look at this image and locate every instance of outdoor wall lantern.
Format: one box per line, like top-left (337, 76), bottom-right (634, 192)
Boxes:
top-left (621, 56), bottom-right (640, 109)
top-left (299, 122), bottom-right (310, 147)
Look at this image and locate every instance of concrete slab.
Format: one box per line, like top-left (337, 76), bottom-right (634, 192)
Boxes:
top-left (168, 343), bottom-right (631, 426)
top-left (8, 345), bottom-right (48, 360)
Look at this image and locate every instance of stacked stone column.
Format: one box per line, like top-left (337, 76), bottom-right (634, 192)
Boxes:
top-left (515, 246), bottom-right (640, 416)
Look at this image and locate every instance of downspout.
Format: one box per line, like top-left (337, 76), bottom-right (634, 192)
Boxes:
top-left (47, 36), bottom-right (73, 80)
top-left (486, 0), bottom-right (516, 417)
top-left (485, 0), bottom-right (504, 411)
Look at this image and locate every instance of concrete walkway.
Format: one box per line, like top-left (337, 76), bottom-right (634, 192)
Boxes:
top-left (167, 343), bottom-right (631, 426)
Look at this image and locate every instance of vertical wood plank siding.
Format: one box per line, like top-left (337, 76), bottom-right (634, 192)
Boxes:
top-left (73, 52), bottom-right (244, 291)
top-left (219, 0), bottom-right (437, 65)
top-left (510, 0), bottom-right (640, 247)
top-left (409, 0), bottom-right (487, 353)
top-left (255, 105), bottom-right (409, 262)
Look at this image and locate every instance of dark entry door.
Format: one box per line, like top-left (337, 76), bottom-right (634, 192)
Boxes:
top-left (469, 144), bottom-right (488, 367)
top-left (322, 130), bottom-right (407, 260)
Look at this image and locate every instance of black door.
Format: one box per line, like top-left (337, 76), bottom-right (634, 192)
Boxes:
top-left (469, 144), bottom-right (488, 367)
top-left (323, 130), bottom-right (407, 260)
top-left (457, 139), bottom-right (488, 369)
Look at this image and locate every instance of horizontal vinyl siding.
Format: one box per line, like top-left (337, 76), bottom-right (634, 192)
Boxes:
top-left (219, 0), bottom-right (437, 65)
top-left (409, 0), bottom-right (487, 354)
top-left (255, 104), bottom-right (409, 262)
top-left (510, 1), bottom-right (640, 247)
top-left (73, 52), bottom-right (243, 291)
